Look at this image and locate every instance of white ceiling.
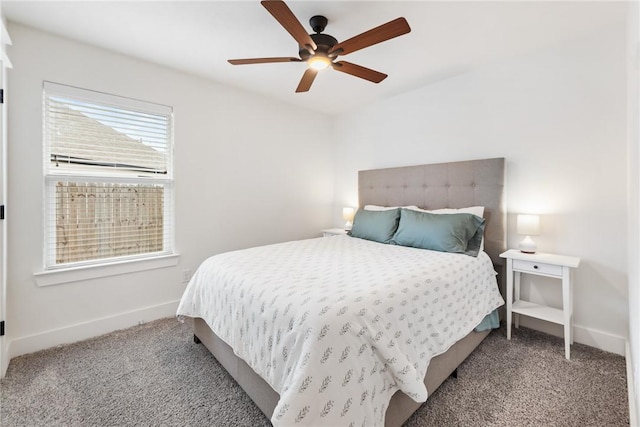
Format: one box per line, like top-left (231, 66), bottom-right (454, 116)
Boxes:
top-left (3, 1), bottom-right (627, 116)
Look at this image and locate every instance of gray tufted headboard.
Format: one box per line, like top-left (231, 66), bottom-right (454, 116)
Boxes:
top-left (358, 157), bottom-right (506, 266)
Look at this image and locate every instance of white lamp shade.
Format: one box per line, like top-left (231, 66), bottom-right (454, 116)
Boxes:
top-left (517, 214), bottom-right (540, 236)
top-left (342, 207), bottom-right (355, 222)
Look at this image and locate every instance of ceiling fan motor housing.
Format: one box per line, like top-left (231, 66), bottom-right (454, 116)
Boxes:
top-left (299, 33), bottom-right (338, 59)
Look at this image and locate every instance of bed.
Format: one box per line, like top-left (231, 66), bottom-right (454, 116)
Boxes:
top-left (177, 157), bottom-right (506, 426)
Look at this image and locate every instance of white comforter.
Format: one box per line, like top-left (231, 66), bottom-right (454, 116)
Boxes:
top-left (177, 235), bottom-right (504, 427)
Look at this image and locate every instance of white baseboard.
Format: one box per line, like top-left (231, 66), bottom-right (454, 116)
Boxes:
top-left (628, 341), bottom-right (639, 427)
top-left (7, 299), bottom-right (180, 361)
top-left (515, 317), bottom-right (626, 356)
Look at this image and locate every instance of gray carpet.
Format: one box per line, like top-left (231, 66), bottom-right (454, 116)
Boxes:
top-left (0, 318), bottom-right (629, 427)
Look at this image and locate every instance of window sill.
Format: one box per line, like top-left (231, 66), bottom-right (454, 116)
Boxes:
top-left (34, 253), bottom-right (181, 287)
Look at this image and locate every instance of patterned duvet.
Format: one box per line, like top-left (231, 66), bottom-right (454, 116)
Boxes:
top-left (177, 235), bottom-right (504, 426)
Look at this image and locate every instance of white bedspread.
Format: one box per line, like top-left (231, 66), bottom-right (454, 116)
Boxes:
top-left (177, 235), bottom-right (504, 426)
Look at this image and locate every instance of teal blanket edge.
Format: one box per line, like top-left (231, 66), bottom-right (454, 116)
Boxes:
top-left (475, 309), bottom-right (500, 332)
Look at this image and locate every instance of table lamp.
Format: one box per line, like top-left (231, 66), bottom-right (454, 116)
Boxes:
top-left (517, 214), bottom-right (540, 253)
top-left (342, 207), bottom-right (355, 230)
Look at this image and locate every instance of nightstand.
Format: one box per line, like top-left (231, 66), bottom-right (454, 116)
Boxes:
top-left (499, 249), bottom-right (581, 360)
top-left (321, 228), bottom-right (348, 237)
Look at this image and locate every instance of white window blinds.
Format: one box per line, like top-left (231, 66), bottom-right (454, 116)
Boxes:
top-left (43, 82), bottom-right (174, 268)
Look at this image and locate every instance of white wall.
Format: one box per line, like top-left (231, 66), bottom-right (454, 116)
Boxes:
top-left (332, 25), bottom-right (628, 354)
top-left (627, 1), bottom-right (640, 423)
top-left (5, 23), bottom-right (334, 359)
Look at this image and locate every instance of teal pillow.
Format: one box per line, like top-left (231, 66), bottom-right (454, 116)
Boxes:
top-left (391, 209), bottom-right (486, 256)
top-left (348, 208), bottom-right (400, 244)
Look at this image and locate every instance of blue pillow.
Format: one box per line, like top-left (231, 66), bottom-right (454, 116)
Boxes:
top-left (391, 208), bottom-right (485, 256)
top-left (348, 208), bottom-right (400, 244)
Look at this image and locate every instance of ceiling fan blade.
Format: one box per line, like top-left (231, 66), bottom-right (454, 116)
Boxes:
top-left (329, 17), bottom-right (411, 56)
top-left (228, 57), bottom-right (301, 65)
top-left (295, 68), bottom-right (318, 93)
top-left (332, 61), bottom-right (387, 83)
top-left (261, 0), bottom-right (317, 52)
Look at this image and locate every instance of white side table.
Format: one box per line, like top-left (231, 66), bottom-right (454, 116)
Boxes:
top-left (499, 249), bottom-right (581, 360)
top-left (321, 228), bottom-right (348, 237)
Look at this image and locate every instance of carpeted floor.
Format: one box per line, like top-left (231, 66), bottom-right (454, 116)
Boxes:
top-left (0, 318), bottom-right (629, 427)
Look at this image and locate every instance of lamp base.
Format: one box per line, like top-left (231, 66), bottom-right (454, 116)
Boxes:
top-left (519, 236), bottom-right (537, 254)
top-left (344, 221), bottom-right (352, 231)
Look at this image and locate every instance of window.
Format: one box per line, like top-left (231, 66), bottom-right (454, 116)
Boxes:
top-left (43, 82), bottom-right (174, 269)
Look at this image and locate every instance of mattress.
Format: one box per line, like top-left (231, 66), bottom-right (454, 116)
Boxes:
top-left (177, 235), bottom-right (504, 426)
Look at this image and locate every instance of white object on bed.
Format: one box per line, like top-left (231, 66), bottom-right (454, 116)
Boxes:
top-left (177, 236), bottom-right (503, 427)
top-left (406, 205), bottom-right (484, 218)
top-left (364, 204), bottom-right (419, 211)
top-left (364, 205), bottom-right (484, 218)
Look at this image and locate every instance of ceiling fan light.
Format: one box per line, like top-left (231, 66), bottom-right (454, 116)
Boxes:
top-left (308, 56), bottom-right (331, 71)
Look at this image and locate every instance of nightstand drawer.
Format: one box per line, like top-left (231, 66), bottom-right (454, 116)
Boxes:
top-left (513, 259), bottom-right (563, 277)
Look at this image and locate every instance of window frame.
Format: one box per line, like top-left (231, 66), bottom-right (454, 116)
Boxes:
top-left (41, 82), bottom-right (176, 277)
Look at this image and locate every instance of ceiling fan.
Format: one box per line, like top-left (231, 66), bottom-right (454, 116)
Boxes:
top-left (228, 0), bottom-right (411, 93)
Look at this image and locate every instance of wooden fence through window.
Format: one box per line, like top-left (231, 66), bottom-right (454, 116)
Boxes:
top-left (55, 182), bottom-right (164, 264)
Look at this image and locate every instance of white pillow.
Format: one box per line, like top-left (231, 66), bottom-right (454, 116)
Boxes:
top-left (407, 205), bottom-right (484, 218)
top-left (364, 205), bottom-right (419, 211)
top-left (406, 206), bottom-right (486, 250)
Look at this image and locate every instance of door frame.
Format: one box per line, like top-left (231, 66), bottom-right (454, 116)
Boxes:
top-left (1, 16), bottom-right (12, 377)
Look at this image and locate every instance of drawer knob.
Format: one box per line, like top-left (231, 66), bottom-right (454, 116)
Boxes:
top-left (533, 265), bottom-right (539, 269)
